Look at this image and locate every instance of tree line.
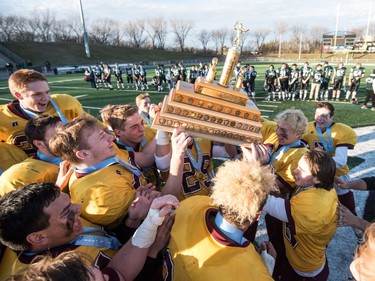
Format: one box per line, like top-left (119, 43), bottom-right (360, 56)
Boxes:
top-left (1, 10), bottom-right (373, 55)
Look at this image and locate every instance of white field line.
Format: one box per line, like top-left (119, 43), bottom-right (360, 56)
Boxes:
top-left (75, 94), bottom-right (88, 99)
top-left (83, 106), bottom-right (103, 110)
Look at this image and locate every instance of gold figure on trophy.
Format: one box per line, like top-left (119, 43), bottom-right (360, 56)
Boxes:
top-left (205, 57), bottom-right (218, 83)
top-left (218, 22), bottom-right (249, 88)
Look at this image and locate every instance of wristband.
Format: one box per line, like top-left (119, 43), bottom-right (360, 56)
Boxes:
top-left (155, 152), bottom-right (171, 171)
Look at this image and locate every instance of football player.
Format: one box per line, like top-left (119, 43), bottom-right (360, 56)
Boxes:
top-left (163, 159), bottom-right (275, 281)
top-left (49, 114), bottom-right (189, 229)
top-left (102, 63), bottom-right (114, 90)
top-left (261, 150), bottom-right (338, 280)
top-left (320, 61), bottom-right (334, 100)
top-left (277, 63), bottom-right (290, 101)
top-left (0, 115), bottom-right (63, 196)
top-left (0, 182), bottom-right (177, 281)
top-left (345, 62), bottom-right (365, 103)
top-left (113, 63), bottom-right (125, 90)
top-left (100, 104), bottom-right (161, 187)
top-left (248, 65), bottom-right (258, 99)
top-left (264, 64), bottom-right (277, 101)
top-left (0, 69), bottom-right (84, 156)
top-left (302, 102), bottom-right (361, 242)
top-left (309, 64), bottom-right (324, 101)
top-left (331, 62), bottom-right (347, 101)
top-left (299, 62), bottom-right (312, 101)
top-left (288, 64), bottom-right (300, 101)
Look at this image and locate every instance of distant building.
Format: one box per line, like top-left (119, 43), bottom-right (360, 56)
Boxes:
top-left (321, 31), bottom-right (356, 53)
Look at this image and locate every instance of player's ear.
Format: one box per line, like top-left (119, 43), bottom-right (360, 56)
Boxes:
top-left (76, 150), bottom-right (90, 160)
top-left (14, 92), bottom-right (23, 100)
top-left (26, 232), bottom-right (48, 247)
top-left (114, 128), bottom-right (123, 136)
top-left (33, 139), bottom-right (45, 150)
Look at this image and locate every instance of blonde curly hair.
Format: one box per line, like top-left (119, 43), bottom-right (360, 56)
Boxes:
top-left (274, 108), bottom-right (308, 136)
top-left (210, 159), bottom-right (276, 227)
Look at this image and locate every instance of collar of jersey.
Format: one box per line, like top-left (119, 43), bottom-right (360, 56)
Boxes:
top-left (214, 211), bottom-right (247, 245)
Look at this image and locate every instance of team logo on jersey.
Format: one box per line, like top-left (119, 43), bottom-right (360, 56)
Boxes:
top-left (12, 122), bottom-right (18, 127)
top-left (93, 250), bottom-right (112, 269)
top-left (116, 169), bottom-right (122, 175)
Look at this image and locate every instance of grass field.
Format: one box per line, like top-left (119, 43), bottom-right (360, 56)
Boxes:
top-left (1, 61), bottom-right (374, 127)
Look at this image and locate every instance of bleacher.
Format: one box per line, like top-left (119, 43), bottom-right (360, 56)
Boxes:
top-left (351, 41), bottom-right (375, 53)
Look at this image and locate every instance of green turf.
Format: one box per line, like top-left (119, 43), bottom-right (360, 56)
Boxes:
top-left (1, 61), bottom-right (374, 127)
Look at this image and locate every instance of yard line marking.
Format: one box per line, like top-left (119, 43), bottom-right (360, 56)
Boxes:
top-left (51, 86), bottom-right (92, 90)
top-left (49, 79), bottom-right (82, 83)
top-left (257, 104), bottom-right (278, 108)
top-left (0, 98), bottom-right (12, 101)
top-left (75, 94), bottom-right (88, 99)
top-left (83, 106), bottom-right (103, 110)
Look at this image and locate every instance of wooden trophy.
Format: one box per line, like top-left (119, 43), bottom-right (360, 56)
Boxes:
top-left (152, 22), bottom-right (263, 147)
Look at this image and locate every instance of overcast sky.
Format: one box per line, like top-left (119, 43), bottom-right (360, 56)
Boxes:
top-left (1, 0), bottom-right (374, 44)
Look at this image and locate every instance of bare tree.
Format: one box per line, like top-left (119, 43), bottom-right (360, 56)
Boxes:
top-left (211, 28), bottom-right (228, 54)
top-left (123, 20), bottom-right (147, 48)
top-left (29, 9), bottom-right (56, 42)
top-left (13, 16), bottom-right (35, 42)
top-left (291, 24), bottom-right (306, 54)
top-left (228, 28), bottom-right (249, 53)
top-left (145, 18), bottom-right (168, 49)
top-left (91, 18), bottom-right (123, 46)
top-left (51, 19), bottom-right (73, 42)
top-left (170, 20), bottom-right (193, 52)
top-left (0, 15), bottom-right (19, 41)
top-left (307, 26), bottom-right (329, 52)
top-left (111, 22), bottom-right (124, 47)
top-left (197, 29), bottom-right (210, 52)
top-left (145, 20), bottom-right (158, 49)
top-left (146, 18), bottom-right (168, 49)
top-left (276, 22), bottom-right (288, 57)
top-left (68, 15), bottom-right (84, 43)
top-left (211, 30), bottom-right (221, 54)
top-left (253, 28), bottom-right (269, 52)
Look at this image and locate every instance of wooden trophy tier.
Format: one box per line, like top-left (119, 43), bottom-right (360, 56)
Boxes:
top-left (152, 80), bottom-right (263, 147)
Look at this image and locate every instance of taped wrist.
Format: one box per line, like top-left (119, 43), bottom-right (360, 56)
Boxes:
top-left (156, 130), bottom-right (169, 146)
top-left (131, 209), bottom-right (165, 248)
top-left (261, 250), bottom-right (275, 275)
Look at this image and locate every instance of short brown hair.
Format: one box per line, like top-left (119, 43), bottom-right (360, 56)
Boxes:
top-left (210, 159), bottom-right (276, 227)
top-left (8, 69), bottom-right (48, 97)
top-left (11, 251), bottom-right (93, 281)
top-left (315, 102), bottom-right (334, 117)
top-left (100, 104), bottom-right (138, 131)
top-left (303, 150), bottom-right (336, 190)
top-left (25, 114), bottom-right (61, 144)
top-left (49, 114), bottom-right (99, 164)
top-left (135, 93), bottom-right (150, 108)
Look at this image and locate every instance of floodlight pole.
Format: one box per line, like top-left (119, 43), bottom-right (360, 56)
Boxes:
top-left (333, 3), bottom-right (340, 50)
top-left (298, 31), bottom-right (303, 60)
top-left (365, 2), bottom-right (372, 43)
top-left (78, 0), bottom-right (91, 58)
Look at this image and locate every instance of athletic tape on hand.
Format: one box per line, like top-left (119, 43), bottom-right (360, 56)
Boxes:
top-left (131, 208), bottom-right (165, 248)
